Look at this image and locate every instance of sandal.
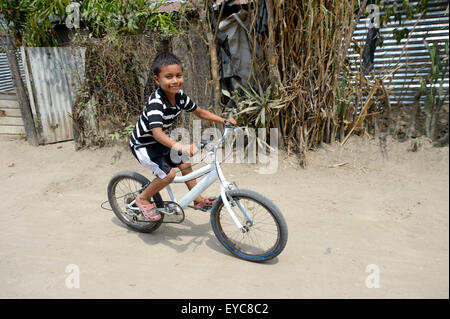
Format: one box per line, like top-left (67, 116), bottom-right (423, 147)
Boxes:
top-left (136, 200), bottom-right (161, 221)
top-left (192, 196), bottom-right (217, 211)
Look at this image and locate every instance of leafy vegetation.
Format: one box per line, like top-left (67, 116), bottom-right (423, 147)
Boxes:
top-left (224, 83), bottom-right (286, 129)
top-left (72, 34), bottom-right (164, 147)
top-left (0, 0), bottom-right (180, 46)
top-left (0, 0), bottom-right (70, 45)
top-left (375, 0), bottom-right (430, 45)
top-left (81, 0), bottom-right (179, 38)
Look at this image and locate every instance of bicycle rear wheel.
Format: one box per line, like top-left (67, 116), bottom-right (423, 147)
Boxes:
top-left (210, 189), bottom-right (288, 262)
top-left (107, 170), bottom-right (164, 233)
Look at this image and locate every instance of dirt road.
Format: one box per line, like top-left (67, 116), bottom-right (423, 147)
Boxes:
top-left (0, 136), bottom-right (448, 298)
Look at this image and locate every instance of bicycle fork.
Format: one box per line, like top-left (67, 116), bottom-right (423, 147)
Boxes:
top-left (219, 181), bottom-right (253, 233)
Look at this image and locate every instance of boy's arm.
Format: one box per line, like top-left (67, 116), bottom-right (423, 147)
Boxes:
top-left (152, 127), bottom-right (195, 155)
top-left (192, 107), bottom-right (237, 125)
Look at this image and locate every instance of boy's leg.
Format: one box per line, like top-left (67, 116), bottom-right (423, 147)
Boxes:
top-left (177, 162), bottom-right (216, 209)
top-left (136, 168), bottom-right (176, 205)
top-left (177, 162), bottom-right (203, 203)
top-left (132, 146), bottom-right (175, 206)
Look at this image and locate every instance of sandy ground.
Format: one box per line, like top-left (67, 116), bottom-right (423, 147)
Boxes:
top-left (0, 135), bottom-right (448, 299)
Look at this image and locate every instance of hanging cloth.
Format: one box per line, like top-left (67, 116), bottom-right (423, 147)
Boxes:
top-left (218, 10), bottom-right (252, 84)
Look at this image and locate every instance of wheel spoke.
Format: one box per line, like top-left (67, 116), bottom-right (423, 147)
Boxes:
top-left (111, 177), bottom-right (148, 225)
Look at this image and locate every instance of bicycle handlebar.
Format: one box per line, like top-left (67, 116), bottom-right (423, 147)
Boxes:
top-left (199, 141), bottom-right (210, 149)
top-left (198, 124), bottom-right (243, 150)
top-left (224, 121), bottom-right (235, 128)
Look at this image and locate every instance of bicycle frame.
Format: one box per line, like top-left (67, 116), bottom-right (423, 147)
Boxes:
top-left (165, 126), bottom-right (252, 233)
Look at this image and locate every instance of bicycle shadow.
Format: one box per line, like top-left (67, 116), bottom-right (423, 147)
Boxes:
top-left (111, 215), bottom-right (221, 255)
top-left (110, 216), bottom-right (279, 265)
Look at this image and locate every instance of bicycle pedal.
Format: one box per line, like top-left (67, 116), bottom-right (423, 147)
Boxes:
top-left (160, 201), bottom-right (185, 223)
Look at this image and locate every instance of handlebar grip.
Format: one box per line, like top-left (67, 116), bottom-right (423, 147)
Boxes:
top-left (199, 141), bottom-right (209, 149)
top-left (224, 120), bottom-right (235, 128)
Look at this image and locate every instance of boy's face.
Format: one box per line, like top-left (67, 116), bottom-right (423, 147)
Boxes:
top-left (154, 64), bottom-right (184, 96)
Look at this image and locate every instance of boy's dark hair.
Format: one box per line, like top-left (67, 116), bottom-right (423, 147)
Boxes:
top-left (152, 52), bottom-right (183, 76)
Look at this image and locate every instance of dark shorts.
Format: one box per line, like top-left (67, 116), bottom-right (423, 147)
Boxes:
top-left (130, 143), bottom-right (189, 179)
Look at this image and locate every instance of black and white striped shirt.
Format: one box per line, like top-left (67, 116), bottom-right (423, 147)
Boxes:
top-left (130, 87), bottom-right (197, 150)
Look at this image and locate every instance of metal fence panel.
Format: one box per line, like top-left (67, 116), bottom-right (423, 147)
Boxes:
top-left (350, 0), bottom-right (449, 107)
top-left (0, 51), bottom-right (25, 93)
top-left (26, 47), bottom-right (85, 144)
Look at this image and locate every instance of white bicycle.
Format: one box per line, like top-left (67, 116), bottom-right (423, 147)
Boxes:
top-left (107, 124), bottom-right (288, 262)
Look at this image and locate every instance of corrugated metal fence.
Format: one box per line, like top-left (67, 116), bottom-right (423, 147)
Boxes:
top-left (0, 50), bottom-right (26, 138)
top-left (25, 47), bottom-right (85, 144)
top-left (0, 45), bottom-right (85, 142)
top-left (350, 0), bottom-right (449, 108)
top-left (0, 51), bottom-right (25, 92)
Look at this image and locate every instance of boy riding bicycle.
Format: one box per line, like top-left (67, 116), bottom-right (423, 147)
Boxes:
top-left (129, 52), bottom-right (236, 221)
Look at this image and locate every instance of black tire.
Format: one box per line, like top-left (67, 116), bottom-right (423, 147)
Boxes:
top-left (210, 189), bottom-right (288, 262)
top-left (107, 170), bottom-right (164, 233)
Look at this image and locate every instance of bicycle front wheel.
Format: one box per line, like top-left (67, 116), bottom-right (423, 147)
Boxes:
top-left (210, 189), bottom-right (288, 262)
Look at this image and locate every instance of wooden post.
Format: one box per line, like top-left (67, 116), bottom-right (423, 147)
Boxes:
top-left (265, 0), bottom-right (282, 84)
top-left (207, 31), bottom-right (222, 114)
top-left (1, 35), bottom-right (39, 145)
top-left (202, 0), bottom-right (222, 115)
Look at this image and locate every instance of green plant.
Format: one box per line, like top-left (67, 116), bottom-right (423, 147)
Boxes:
top-left (409, 137), bottom-right (423, 152)
top-left (375, 0), bottom-right (429, 46)
top-left (109, 124), bottom-right (135, 143)
top-left (0, 0), bottom-right (70, 46)
top-left (223, 83), bottom-right (286, 129)
top-left (0, 0), bottom-right (180, 46)
top-left (71, 34), bottom-right (163, 148)
top-left (419, 39), bottom-right (449, 140)
top-left (337, 74), bottom-right (349, 121)
top-left (109, 131), bottom-right (121, 141)
top-left (81, 0), bottom-right (179, 38)
top-left (0, 0), bottom-right (32, 37)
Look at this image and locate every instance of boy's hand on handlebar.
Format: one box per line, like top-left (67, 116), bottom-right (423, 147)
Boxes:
top-left (190, 144), bottom-right (199, 156)
top-left (182, 144), bottom-right (198, 157)
top-left (225, 118), bottom-right (237, 126)
top-left (174, 143), bottom-right (198, 157)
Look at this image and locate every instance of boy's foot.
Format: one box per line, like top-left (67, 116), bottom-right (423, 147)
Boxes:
top-left (136, 199), bottom-right (160, 221)
top-left (193, 196), bottom-right (217, 211)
